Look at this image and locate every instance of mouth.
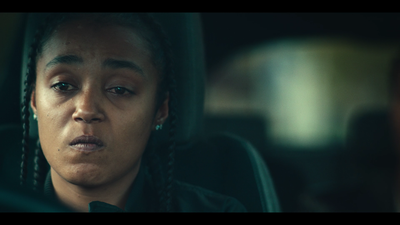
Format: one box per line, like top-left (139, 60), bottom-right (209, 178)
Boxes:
top-left (69, 135), bottom-right (105, 152)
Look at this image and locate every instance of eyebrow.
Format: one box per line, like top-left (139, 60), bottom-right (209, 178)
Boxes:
top-left (44, 55), bottom-right (145, 78)
top-left (45, 55), bottom-right (83, 71)
top-left (102, 58), bottom-right (145, 77)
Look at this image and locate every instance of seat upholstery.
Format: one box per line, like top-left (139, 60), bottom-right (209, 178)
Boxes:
top-left (346, 109), bottom-right (397, 172)
top-left (14, 13), bottom-right (280, 212)
top-left (175, 133), bottom-right (280, 212)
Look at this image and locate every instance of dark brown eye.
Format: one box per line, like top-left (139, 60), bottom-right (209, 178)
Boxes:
top-left (114, 87), bottom-right (126, 95)
top-left (52, 82), bottom-right (75, 92)
top-left (108, 86), bottom-right (133, 96)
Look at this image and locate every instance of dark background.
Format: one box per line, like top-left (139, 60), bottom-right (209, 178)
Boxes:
top-left (201, 13), bottom-right (400, 74)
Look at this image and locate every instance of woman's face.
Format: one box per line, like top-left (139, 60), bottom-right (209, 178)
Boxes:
top-left (31, 19), bottom-right (168, 187)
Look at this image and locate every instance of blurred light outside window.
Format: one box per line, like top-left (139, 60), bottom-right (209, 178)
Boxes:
top-left (205, 37), bottom-right (399, 148)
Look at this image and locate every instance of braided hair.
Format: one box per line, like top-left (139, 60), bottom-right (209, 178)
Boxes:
top-left (20, 13), bottom-right (177, 212)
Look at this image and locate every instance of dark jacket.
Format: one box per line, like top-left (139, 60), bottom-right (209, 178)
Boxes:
top-left (43, 166), bottom-right (247, 212)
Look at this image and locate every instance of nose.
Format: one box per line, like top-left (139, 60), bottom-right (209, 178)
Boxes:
top-left (72, 88), bottom-right (105, 124)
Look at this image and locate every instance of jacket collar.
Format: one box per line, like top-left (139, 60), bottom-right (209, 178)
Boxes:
top-left (44, 164), bottom-right (150, 212)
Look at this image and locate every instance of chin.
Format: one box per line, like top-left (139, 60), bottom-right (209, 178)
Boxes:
top-left (62, 163), bottom-right (110, 188)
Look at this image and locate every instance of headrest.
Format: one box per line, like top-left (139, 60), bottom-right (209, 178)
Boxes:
top-left (346, 108), bottom-right (397, 169)
top-left (20, 13), bottom-right (205, 146)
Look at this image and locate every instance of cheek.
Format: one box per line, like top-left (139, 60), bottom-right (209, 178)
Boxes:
top-left (110, 105), bottom-right (155, 149)
top-left (35, 92), bottom-right (73, 165)
top-left (37, 98), bottom-right (70, 140)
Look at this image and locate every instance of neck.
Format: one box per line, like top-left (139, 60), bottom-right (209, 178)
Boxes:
top-left (50, 163), bottom-right (140, 212)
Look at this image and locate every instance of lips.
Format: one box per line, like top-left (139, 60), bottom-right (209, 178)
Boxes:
top-left (69, 135), bottom-right (105, 152)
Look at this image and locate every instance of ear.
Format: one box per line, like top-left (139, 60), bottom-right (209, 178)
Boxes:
top-left (153, 93), bottom-right (169, 130)
top-left (30, 90), bottom-right (37, 116)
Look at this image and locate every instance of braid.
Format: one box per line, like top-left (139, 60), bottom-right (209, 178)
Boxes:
top-left (20, 77), bottom-right (30, 186)
top-left (20, 15), bottom-right (51, 187)
top-left (20, 24), bottom-right (41, 186)
top-left (164, 76), bottom-right (177, 212)
top-left (33, 139), bottom-right (47, 191)
top-left (151, 15), bottom-right (177, 213)
top-left (137, 13), bottom-right (178, 212)
top-left (144, 135), bottom-right (164, 210)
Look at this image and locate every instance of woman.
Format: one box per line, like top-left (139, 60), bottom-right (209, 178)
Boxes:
top-left (19, 13), bottom-right (246, 212)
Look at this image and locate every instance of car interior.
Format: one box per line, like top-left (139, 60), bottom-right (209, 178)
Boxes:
top-left (1, 13), bottom-right (400, 212)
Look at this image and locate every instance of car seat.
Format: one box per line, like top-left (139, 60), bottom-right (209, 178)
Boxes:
top-left (306, 108), bottom-right (398, 212)
top-left (11, 13), bottom-right (280, 212)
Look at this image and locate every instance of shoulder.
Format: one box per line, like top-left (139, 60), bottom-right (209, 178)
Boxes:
top-left (172, 180), bottom-right (247, 212)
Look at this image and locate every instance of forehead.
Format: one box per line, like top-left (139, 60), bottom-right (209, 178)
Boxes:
top-left (41, 19), bottom-right (152, 63)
